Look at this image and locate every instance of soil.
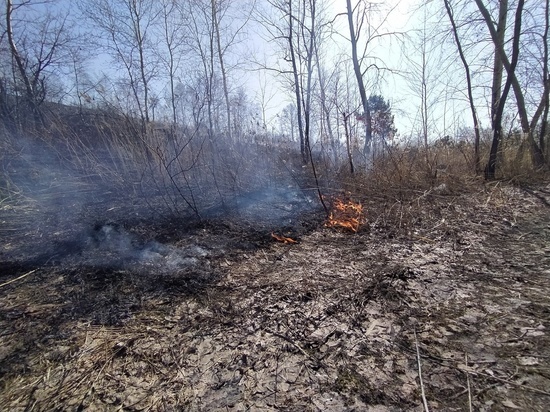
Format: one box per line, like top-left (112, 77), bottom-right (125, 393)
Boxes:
top-left (1, 181), bottom-right (550, 411)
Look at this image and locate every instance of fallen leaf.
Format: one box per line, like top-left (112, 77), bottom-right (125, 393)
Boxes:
top-left (502, 399), bottom-right (522, 409)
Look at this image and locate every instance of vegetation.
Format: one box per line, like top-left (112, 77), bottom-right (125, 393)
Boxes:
top-left (1, 0), bottom-right (549, 217)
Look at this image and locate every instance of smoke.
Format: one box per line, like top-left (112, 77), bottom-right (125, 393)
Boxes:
top-left (1, 132), bottom-right (149, 264)
top-left (203, 185), bottom-right (317, 227)
top-left (0, 127), bottom-right (322, 269)
top-left (82, 223), bottom-right (205, 271)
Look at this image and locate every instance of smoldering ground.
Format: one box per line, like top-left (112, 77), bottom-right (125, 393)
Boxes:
top-left (0, 128), bottom-right (322, 272)
top-left (2, 162), bottom-right (550, 410)
top-left (0, 125), bottom-right (325, 336)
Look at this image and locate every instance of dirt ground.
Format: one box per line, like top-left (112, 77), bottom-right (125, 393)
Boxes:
top-left (1, 181), bottom-right (550, 411)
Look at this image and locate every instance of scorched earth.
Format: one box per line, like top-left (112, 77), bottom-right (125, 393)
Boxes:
top-left (1, 182), bottom-right (550, 411)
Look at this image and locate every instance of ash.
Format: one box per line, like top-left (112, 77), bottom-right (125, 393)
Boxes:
top-left (84, 223), bottom-right (205, 271)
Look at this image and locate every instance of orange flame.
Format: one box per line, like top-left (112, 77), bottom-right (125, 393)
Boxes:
top-left (325, 196), bottom-right (366, 232)
top-left (271, 232), bottom-right (298, 244)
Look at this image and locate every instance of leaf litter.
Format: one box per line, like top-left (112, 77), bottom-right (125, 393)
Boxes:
top-left (1, 182), bottom-right (550, 411)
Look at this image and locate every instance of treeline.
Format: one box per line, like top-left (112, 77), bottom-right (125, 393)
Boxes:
top-left (1, 0), bottom-right (549, 185)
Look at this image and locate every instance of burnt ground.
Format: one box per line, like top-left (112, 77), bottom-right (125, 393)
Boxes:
top-left (1, 181), bottom-right (550, 411)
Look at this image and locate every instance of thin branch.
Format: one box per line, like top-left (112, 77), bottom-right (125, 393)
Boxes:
top-left (465, 353), bottom-right (473, 412)
top-left (0, 270), bottom-right (37, 288)
top-left (414, 328), bottom-right (430, 412)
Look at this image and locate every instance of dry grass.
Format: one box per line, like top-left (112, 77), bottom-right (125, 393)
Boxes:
top-left (331, 139), bottom-right (550, 203)
top-left (1, 181), bottom-right (550, 410)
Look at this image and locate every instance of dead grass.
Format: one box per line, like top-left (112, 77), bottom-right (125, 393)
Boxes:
top-left (2, 113), bottom-right (550, 410)
top-left (1, 180), bottom-right (550, 411)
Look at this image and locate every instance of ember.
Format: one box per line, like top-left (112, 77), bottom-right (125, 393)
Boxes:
top-left (325, 196), bottom-right (366, 232)
top-left (271, 232), bottom-right (298, 244)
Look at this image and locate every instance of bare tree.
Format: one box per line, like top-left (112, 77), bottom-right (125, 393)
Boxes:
top-left (185, 1), bottom-right (216, 138)
top-left (183, 0), bottom-right (251, 143)
top-left (443, 0), bottom-right (482, 173)
top-left (309, 0), bottom-right (338, 163)
top-left (301, 0), bottom-right (316, 163)
top-left (258, 0), bottom-right (320, 163)
top-left (475, 0), bottom-right (511, 179)
top-left (157, 0), bottom-right (188, 125)
top-left (284, 0), bottom-right (310, 162)
top-left (332, 60), bottom-right (361, 174)
top-left (5, 0), bottom-right (41, 127)
top-left (314, 61), bottom-right (338, 163)
top-left (3, 0), bottom-right (73, 129)
top-left (345, 0), bottom-right (372, 158)
top-left (474, 0), bottom-right (546, 176)
top-left (211, 0), bottom-right (233, 141)
top-left (80, 0), bottom-right (160, 131)
top-left (540, 0), bottom-right (550, 155)
top-left (343, 0), bottom-right (402, 163)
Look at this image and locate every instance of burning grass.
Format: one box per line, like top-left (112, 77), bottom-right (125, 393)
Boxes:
top-left (324, 195), bottom-right (366, 232)
top-left (271, 232), bottom-right (298, 244)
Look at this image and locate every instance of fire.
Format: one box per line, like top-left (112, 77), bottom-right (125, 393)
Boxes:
top-left (271, 232), bottom-right (298, 244)
top-left (325, 196), bottom-right (366, 232)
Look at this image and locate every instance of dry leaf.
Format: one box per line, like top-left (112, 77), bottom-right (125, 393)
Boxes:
top-left (502, 399), bottom-right (522, 409)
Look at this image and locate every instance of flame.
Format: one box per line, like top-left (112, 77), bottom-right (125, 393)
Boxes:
top-left (325, 196), bottom-right (366, 232)
top-left (271, 232), bottom-right (298, 244)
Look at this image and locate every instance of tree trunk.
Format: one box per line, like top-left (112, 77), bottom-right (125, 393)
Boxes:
top-left (345, 0), bottom-right (372, 159)
top-left (129, 0), bottom-right (150, 127)
top-left (212, 0), bottom-right (232, 142)
top-left (444, 0), bottom-right (481, 174)
top-left (161, 1), bottom-right (178, 125)
top-left (538, 0), bottom-right (549, 157)
top-left (475, 0), bottom-right (506, 179)
top-left (315, 56), bottom-right (336, 164)
top-left (343, 112), bottom-right (354, 174)
top-left (476, 0), bottom-right (545, 172)
top-left (302, 0), bottom-right (316, 164)
top-left (6, 0), bottom-right (42, 128)
top-left (287, 0), bottom-right (307, 163)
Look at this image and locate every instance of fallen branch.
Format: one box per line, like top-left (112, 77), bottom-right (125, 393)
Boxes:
top-left (0, 269), bottom-right (37, 288)
top-left (465, 353), bottom-right (473, 412)
top-left (415, 328), bottom-right (430, 412)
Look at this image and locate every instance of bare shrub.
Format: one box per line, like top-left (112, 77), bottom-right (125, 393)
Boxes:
top-left (0, 125), bottom-right (20, 203)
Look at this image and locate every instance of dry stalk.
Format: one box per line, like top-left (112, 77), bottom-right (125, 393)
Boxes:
top-left (459, 366), bottom-right (550, 397)
top-left (465, 353), bottom-right (473, 412)
top-left (264, 327), bottom-right (320, 367)
top-left (414, 328), bottom-right (430, 412)
top-left (406, 343), bottom-right (550, 399)
top-left (0, 269), bottom-right (37, 288)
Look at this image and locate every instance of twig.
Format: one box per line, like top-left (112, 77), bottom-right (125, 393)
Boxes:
top-left (414, 328), bottom-right (430, 412)
top-left (465, 353), bottom-right (473, 412)
top-left (517, 231), bottom-right (533, 240)
top-left (0, 269), bottom-right (37, 288)
top-left (412, 234), bottom-right (435, 243)
top-left (459, 367), bottom-right (550, 397)
top-left (76, 347), bottom-right (114, 410)
top-left (265, 328), bottom-right (312, 360)
top-left (402, 340), bottom-right (550, 398)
